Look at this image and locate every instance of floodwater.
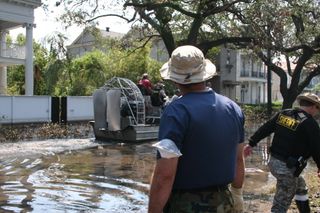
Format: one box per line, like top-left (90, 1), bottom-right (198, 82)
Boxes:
top-left (0, 127), bottom-right (317, 212)
top-left (0, 142), bottom-right (155, 212)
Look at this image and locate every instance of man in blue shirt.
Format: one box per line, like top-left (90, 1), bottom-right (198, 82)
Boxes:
top-left (148, 45), bottom-right (245, 213)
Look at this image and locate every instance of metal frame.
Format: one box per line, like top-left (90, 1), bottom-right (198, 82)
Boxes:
top-left (102, 77), bottom-right (145, 126)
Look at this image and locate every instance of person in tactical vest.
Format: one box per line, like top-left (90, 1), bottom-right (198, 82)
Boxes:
top-left (151, 82), bottom-right (167, 107)
top-left (244, 92), bottom-right (320, 213)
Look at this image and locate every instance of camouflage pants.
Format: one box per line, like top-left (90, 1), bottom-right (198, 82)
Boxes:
top-left (268, 156), bottom-right (308, 213)
top-left (163, 187), bottom-right (233, 213)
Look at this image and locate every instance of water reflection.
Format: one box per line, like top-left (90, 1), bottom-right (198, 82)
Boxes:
top-left (0, 142), bottom-right (156, 213)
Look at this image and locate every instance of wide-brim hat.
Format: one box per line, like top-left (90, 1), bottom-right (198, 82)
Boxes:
top-left (160, 45), bottom-right (217, 84)
top-left (297, 92), bottom-right (320, 109)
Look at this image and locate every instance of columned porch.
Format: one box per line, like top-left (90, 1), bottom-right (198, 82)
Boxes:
top-left (0, 0), bottom-right (41, 96)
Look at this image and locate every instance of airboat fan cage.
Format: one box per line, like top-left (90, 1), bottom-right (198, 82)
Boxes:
top-left (91, 77), bottom-right (160, 142)
top-left (102, 77), bottom-right (145, 126)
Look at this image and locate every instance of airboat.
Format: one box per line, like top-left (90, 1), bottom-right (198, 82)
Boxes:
top-left (90, 77), bottom-right (161, 142)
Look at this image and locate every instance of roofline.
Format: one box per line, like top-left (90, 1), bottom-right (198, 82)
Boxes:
top-left (69, 26), bottom-right (125, 46)
top-left (5, 0), bottom-right (42, 8)
top-left (69, 27), bottom-right (87, 46)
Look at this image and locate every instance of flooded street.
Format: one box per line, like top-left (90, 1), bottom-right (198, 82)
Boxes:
top-left (0, 135), bottom-right (317, 212)
top-left (0, 140), bottom-right (156, 212)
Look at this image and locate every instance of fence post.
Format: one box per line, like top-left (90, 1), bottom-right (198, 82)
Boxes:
top-left (60, 97), bottom-right (67, 124)
top-left (51, 97), bottom-right (60, 123)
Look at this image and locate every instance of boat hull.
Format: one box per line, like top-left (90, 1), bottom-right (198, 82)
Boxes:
top-left (90, 121), bottom-right (158, 142)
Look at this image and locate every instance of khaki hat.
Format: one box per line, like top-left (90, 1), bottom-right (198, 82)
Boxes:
top-left (160, 45), bottom-right (217, 84)
top-left (297, 92), bottom-right (320, 109)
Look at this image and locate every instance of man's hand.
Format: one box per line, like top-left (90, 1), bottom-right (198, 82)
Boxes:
top-left (243, 145), bottom-right (253, 157)
top-left (230, 185), bottom-right (244, 213)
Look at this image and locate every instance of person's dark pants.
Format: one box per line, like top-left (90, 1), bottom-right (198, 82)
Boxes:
top-left (164, 186), bottom-right (233, 213)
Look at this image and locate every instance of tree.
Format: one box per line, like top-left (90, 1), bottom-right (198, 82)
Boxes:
top-left (48, 0), bottom-right (320, 108)
top-left (33, 41), bottom-right (51, 95)
top-left (241, 0), bottom-right (320, 108)
top-left (50, 0), bottom-right (253, 54)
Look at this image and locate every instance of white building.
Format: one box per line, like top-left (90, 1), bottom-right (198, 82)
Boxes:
top-left (67, 27), bottom-right (124, 58)
top-left (216, 48), bottom-right (268, 104)
top-left (150, 38), bottom-right (169, 63)
top-left (0, 0), bottom-right (42, 95)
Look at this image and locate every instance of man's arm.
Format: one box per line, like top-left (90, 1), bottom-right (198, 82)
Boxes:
top-left (232, 143), bottom-right (245, 188)
top-left (230, 143), bottom-right (245, 212)
top-left (244, 113), bottom-right (279, 157)
top-left (148, 157), bottom-right (178, 213)
top-left (249, 112), bottom-right (279, 147)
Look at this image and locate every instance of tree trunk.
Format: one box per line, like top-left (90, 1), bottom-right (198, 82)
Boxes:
top-left (281, 93), bottom-right (297, 109)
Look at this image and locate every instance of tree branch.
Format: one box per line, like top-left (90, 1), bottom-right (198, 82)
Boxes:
top-left (85, 12), bottom-right (137, 23)
top-left (135, 7), bottom-right (176, 54)
top-left (198, 37), bottom-right (254, 54)
top-left (124, 1), bottom-right (198, 17)
top-left (256, 50), bottom-right (289, 96)
top-left (285, 54), bottom-right (293, 76)
top-left (203, 0), bottom-right (251, 17)
top-left (298, 65), bottom-right (320, 92)
top-left (290, 46), bottom-right (314, 89)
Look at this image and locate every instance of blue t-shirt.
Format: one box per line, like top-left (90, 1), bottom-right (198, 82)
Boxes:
top-left (158, 90), bottom-right (245, 189)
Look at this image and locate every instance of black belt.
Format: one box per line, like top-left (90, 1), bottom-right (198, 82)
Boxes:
top-left (271, 152), bottom-right (288, 162)
top-left (172, 184), bottom-right (228, 193)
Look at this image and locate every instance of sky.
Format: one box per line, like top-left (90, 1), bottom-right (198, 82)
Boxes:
top-left (9, 5), bottom-right (131, 46)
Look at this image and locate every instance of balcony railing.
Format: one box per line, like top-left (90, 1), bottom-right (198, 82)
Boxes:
top-left (240, 70), bottom-right (250, 77)
top-left (240, 70), bottom-right (266, 79)
top-left (0, 42), bottom-right (25, 60)
top-left (259, 72), bottom-right (266, 78)
top-left (252, 71), bottom-right (258, 77)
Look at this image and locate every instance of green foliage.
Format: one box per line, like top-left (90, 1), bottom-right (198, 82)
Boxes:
top-left (7, 65), bottom-right (25, 95)
top-left (33, 42), bottom-right (50, 95)
top-left (206, 47), bottom-right (221, 63)
top-left (147, 58), bottom-right (163, 83)
top-left (66, 50), bottom-right (107, 95)
top-left (16, 34), bottom-right (26, 45)
top-left (241, 102), bottom-right (282, 121)
top-left (312, 83), bottom-right (320, 92)
top-left (6, 30), bottom-right (165, 96)
top-left (44, 59), bottom-right (66, 95)
top-left (50, 45), bottom-right (163, 96)
top-left (5, 34), bottom-right (12, 44)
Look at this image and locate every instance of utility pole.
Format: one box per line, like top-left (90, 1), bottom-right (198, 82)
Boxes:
top-left (267, 24), bottom-right (272, 117)
top-left (267, 48), bottom-right (272, 116)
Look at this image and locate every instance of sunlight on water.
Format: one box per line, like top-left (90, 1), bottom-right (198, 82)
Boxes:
top-left (0, 141), bottom-right (155, 212)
